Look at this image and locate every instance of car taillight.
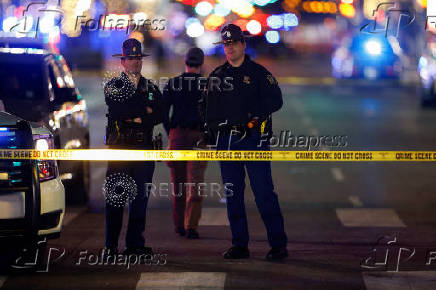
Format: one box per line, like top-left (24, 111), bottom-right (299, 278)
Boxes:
top-left (35, 137), bottom-right (57, 181)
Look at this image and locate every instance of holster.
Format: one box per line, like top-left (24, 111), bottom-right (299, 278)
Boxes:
top-left (105, 119), bottom-right (146, 146)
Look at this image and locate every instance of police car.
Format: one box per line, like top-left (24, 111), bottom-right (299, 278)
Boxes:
top-left (0, 47), bottom-right (89, 204)
top-left (0, 111), bottom-right (65, 270)
top-left (332, 34), bottom-right (403, 80)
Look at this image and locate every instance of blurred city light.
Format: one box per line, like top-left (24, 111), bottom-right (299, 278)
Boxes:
top-left (302, 1), bottom-right (337, 14)
top-left (2, 16), bottom-right (18, 32)
top-left (229, 0), bottom-right (255, 18)
top-left (185, 17), bottom-right (201, 29)
top-left (428, 0), bottom-right (436, 32)
top-left (265, 30), bottom-right (280, 43)
top-left (365, 40), bottom-right (382, 55)
top-left (204, 14), bottom-right (226, 31)
top-left (214, 3), bottom-right (231, 17)
top-left (416, 0), bottom-right (427, 8)
top-left (195, 1), bottom-right (214, 17)
top-left (283, 13), bottom-right (298, 29)
top-left (195, 31), bottom-right (221, 54)
top-left (246, 19), bottom-right (261, 35)
top-left (133, 12), bottom-right (148, 22)
top-left (75, 0), bottom-right (92, 15)
top-left (339, 3), bottom-right (356, 18)
top-left (39, 16), bottom-right (55, 34)
top-left (252, 0), bottom-right (271, 6)
top-left (187, 21), bottom-right (205, 37)
top-left (267, 15), bottom-right (283, 29)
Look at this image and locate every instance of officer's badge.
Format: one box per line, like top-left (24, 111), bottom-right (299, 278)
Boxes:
top-left (133, 46), bottom-right (136, 52)
top-left (223, 31), bottom-right (231, 38)
top-left (266, 74), bottom-right (277, 85)
top-left (148, 92), bottom-right (153, 100)
top-left (243, 76), bottom-right (250, 84)
top-left (260, 119), bottom-right (267, 134)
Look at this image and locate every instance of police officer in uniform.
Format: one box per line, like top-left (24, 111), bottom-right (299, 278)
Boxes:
top-left (204, 24), bottom-right (288, 260)
top-left (103, 38), bottom-right (163, 257)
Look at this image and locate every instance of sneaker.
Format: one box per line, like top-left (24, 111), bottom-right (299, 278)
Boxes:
top-left (223, 246), bottom-right (250, 259)
top-left (186, 229), bottom-right (199, 239)
top-left (265, 247), bottom-right (288, 261)
top-left (123, 246), bottom-right (153, 256)
top-left (175, 227), bottom-right (186, 237)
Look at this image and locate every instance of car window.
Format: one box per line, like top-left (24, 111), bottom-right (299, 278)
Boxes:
top-left (0, 62), bottom-right (45, 100)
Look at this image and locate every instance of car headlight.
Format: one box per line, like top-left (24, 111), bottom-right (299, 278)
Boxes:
top-left (35, 137), bottom-right (57, 181)
top-left (365, 40), bottom-right (382, 56)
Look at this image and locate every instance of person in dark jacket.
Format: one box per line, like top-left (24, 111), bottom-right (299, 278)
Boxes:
top-left (162, 47), bottom-right (208, 239)
top-left (204, 24), bottom-right (288, 260)
top-left (103, 38), bottom-right (163, 258)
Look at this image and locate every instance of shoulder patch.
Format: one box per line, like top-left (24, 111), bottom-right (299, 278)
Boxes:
top-left (266, 74), bottom-right (278, 85)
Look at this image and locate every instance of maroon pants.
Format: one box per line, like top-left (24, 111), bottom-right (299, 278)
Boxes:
top-left (167, 127), bottom-right (207, 230)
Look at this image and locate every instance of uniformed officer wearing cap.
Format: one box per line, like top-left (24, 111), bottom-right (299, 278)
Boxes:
top-left (103, 38), bottom-right (164, 258)
top-left (204, 24), bottom-right (288, 260)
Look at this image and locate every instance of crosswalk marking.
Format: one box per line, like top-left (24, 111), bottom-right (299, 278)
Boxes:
top-left (331, 167), bottom-right (344, 181)
top-left (363, 271), bottom-right (436, 290)
top-left (199, 208), bottom-right (229, 226)
top-left (336, 208), bottom-right (406, 227)
top-left (0, 276), bottom-right (7, 288)
top-left (348, 195), bottom-right (363, 207)
top-left (136, 272), bottom-right (226, 289)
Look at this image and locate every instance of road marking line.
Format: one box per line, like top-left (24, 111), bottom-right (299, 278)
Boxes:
top-left (348, 195), bottom-right (364, 207)
top-left (0, 276), bottom-right (7, 288)
top-left (331, 167), bottom-right (344, 182)
top-left (199, 208), bottom-right (229, 226)
top-left (336, 208), bottom-right (406, 227)
top-left (136, 272), bottom-right (227, 289)
top-left (363, 271), bottom-right (436, 290)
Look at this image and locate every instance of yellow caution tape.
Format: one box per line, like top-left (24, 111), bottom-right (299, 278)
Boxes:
top-left (0, 149), bottom-right (436, 161)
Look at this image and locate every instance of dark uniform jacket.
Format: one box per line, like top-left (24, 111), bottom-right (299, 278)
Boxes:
top-left (162, 72), bottom-right (204, 134)
top-left (105, 72), bottom-right (164, 148)
top-left (205, 55), bottom-right (282, 136)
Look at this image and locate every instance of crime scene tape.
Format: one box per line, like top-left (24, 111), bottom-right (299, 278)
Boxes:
top-left (0, 149), bottom-right (436, 161)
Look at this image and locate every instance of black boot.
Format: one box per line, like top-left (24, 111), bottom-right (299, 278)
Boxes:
top-left (265, 247), bottom-right (288, 261)
top-left (223, 246), bottom-right (250, 259)
top-left (186, 229), bottom-right (200, 239)
top-left (175, 227), bottom-right (186, 237)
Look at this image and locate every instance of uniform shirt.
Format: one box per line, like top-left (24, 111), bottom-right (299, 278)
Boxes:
top-left (162, 72), bottom-right (204, 134)
top-left (105, 72), bottom-right (164, 145)
top-left (205, 54), bottom-right (283, 131)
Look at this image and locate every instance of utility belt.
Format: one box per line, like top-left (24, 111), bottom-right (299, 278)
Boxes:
top-left (105, 118), bottom-right (162, 149)
top-left (207, 116), bottom-right (273, 143)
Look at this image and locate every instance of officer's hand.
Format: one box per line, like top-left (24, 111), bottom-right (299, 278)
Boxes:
top-left (146, 106), bottom-right (153, 114)
top-left (133, 117), bottom-right (142, 123)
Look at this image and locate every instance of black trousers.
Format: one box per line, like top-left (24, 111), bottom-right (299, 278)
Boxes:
top-left (104, 142), bottom-right (155, 249)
